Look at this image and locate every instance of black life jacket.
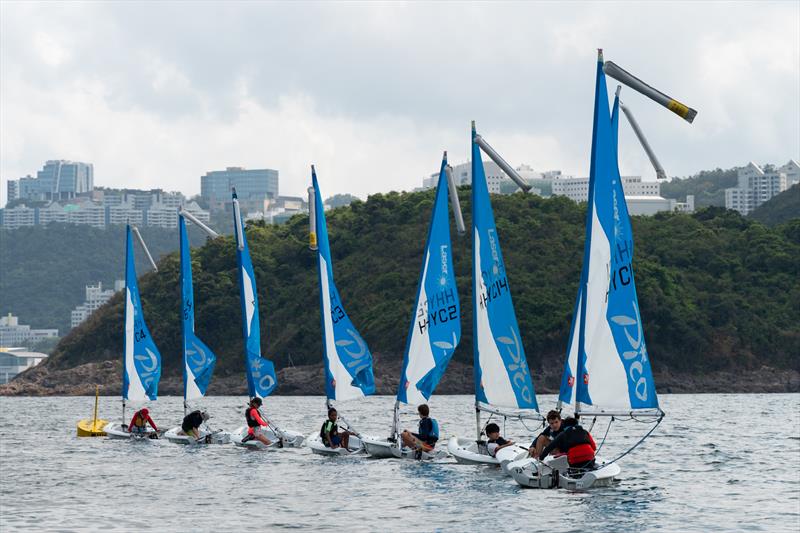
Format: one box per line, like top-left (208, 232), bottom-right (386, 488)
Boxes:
top-left (245, 407), bottom-right (259, 428)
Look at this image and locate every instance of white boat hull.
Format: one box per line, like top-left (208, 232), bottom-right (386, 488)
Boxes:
top-left (164, 425), bottom-right (231, 445)
top-left (446, 436), bottom-right (528, 468)
top-left (507, 454), bottom-right (621, 490)
top-left (362, 435), bottom-right (447, 460)
top-left (103, 422), bottom-right (159, 441)
top-left (230, 426), bottom-right (305, 450)
top-left (306, 433), bottom-right (364, 456)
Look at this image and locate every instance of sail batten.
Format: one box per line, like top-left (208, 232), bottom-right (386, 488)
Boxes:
top-left (471, 129), bottom-right (538, 412)
top-left (397, 154), bottom-right (461, 405)
top-left (573, 59), bottom-right (659, 413)
top-left (312, 171), bottom-right (376, 402)
top-left (179, 215), bottom-right (216, 402)
top-left (122, 225), bottom-right (161, 403)
top-left (233, 192), bottom-right (277, 399)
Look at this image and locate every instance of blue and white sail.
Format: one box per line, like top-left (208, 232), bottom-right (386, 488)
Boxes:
top-left (312, 169), bottom-right (376, 402)
top-left (572, 54), bottom-right (659, 413)
top-left (472, 128), bottom-right (538, 411)
top-left (557, 87), bottom-right (621, 408)
top-left (179, 214), bottom-right (217, 402)
top-left (122, 225), bottom-right (161, 402)
top-left (232, 191), bottom-right (277, 399)
top-left (397, 153), bottom-right (461, 405)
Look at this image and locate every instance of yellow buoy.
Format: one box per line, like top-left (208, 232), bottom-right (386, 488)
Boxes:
top-left (77, 386), bottom-right (108, 437)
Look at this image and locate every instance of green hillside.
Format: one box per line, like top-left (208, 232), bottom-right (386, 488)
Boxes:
top-left (660, 167), bottom-right (739, 207)
top-left (749, 184), bottom-right (800, 226)
top-left (43, 189), bottom-right (799, 383)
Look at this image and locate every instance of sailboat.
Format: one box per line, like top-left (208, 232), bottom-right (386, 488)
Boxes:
top-left (164, 212), bottom-right (230, 444)
top-left (228, 190), bottom-right (305, 449)
top-left (104, 224), bottom-right (163, 439)
top-left (305, 167), bottom-right (376, 456)
top-left (508, 50), bottom-right (664, 490)
top-left (447, 123), bottom-right (540, 467)
top-left (362, 152), bottom-right (461, 460)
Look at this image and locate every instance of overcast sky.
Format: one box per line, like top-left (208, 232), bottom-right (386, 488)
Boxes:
top-left (1, 1), bottom-right (798, 205)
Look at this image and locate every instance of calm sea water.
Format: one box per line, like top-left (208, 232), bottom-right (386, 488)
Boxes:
top-left (0, 394), bottom-right (798, 532)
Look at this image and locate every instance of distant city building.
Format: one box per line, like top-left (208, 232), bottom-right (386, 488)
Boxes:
top-left (725, 162), bottom-right (788, 215)
top-left (423, 162), bottom-right (557, 196)
top-left (7, 160), bottom-right (94, 203)
top-left (70, 281), bottom-right (124, 329)
top-left (0, 314), bottom-right (58, 347)
top-left (0, 348), bottom-right (48, 384)
top-left (244, 195), bottom-right (308, 224)
top-left (673, 195), bottom-right (695, 214)
top-left (0, 188), bottom-right (209, 230)
top-left (550, 175), bottom-right (661, 202)
top-left (779, 159), bottom-right (800, 187)
top-left (201, 167), bottom-right (279, 211)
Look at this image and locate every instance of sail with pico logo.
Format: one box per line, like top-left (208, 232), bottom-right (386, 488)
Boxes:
top-left (179, 213), bottom-right (217, 402)
top-left (397, 152), bottom-right (461, 405)
top-left (123, 224), bottom-right (162, 402)
top-left (563, 53), bottom-right (659, 414)
top-left (471, 125), bottom-right (538, 412)
top-left (311, 168), bottom-right (376, 402)
top-left (232, 190), bottom-right (277, 399)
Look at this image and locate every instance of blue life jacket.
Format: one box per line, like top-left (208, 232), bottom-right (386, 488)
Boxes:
top-left (430, 418), bottom-right (440, 439)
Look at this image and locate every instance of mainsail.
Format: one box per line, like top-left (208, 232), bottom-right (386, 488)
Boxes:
top-left (232, 191), bottom-right (277, 399)
top-left (569, 55), bottom-right (659, 414)
top-left (471, 125), bottom-right (538, 412)
top-left (179, 214), bottom-right (217, 402)
top-left (123, 224), bottom-right (162, 402)
top-left (311, 168), bottom-right (376, 402)
top-left (397, 153), bottom-right (461, 406)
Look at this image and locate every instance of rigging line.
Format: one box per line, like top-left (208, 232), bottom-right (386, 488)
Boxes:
top-left (594, 416), bottom-right (614, 455)
top-left (602, 415), bottom-right (664, 468)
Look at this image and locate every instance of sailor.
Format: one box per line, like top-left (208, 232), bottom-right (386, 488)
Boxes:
top-left (127, 407), bottom-right (158, 434)
top-left (538, 417), bottom-right (597, 470)
top-left (400, 404), bottom-right (439, 458)
top-left (181, 410), bottom-right (210, 441)
top-left (242, 397), bottom-right (272, 446)
top-left (529, 410), bottom-right (565, 457)
top-left (485, 423), bottom-right (515, 458)
top-left (320, 407), bottom-right (353, 449)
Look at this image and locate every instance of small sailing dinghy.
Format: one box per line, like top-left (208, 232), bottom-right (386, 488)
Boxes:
top-left (104, 225), bottom-right (163, 440)
top-left (362, 152), bottom-right (461, 461)
top-left (508, 51), bottom-right (664, 490)
top-left (227, 190), bottom-right (304, 450)
top-left (165, 213), bottom-right (230, 445)
top-left (447, 124), bottom-right (539, 468)
top-left (76, 385), bottom-right (108, 437)
top-left (305, 167), bottom-right (376, 456)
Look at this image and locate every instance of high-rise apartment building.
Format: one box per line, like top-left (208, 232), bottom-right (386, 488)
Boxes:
top-left (70, 281), bottom-right (124, 328)
top-left (725, 162), bottom-right (788, 215)
top-left (201, 167), bottom-right (279, 211)
top-left (9, 160), bottom-right (94, 203)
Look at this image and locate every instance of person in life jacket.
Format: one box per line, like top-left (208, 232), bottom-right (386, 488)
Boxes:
top-left (485, 423), bottom-right (515, 458)
top-left (538, 417), bottom-right (597, 469)
top-left (242, 397), bottom-right (272, 446)
top-left (529, 410), bottom-right (565, 457)
top-left (400, 404), bottom-right (439, 457)
top-left (127, 408), bottom-right (158, 434)
top-left (320, 407), bottom-right (354, 449)
top-left (181, 410), bottom-right (210, 440)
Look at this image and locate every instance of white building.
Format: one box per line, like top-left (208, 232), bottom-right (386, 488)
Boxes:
top-left (70, 281), bottom-right (124, 329)
top-left (0, 205), bottom-right (36, 229)
top-left (449, 161), bottom-right (508, 194)
top-left (779, 160), bottom-right (800, 187)
top-left (551, 175), bottom-right (661, 202)
top-left (0, 314), bottom-right (58, 347)
top-left (725, 162), bottom-right (788, 215)
top-left (0, 348), bottom-right (48, 384)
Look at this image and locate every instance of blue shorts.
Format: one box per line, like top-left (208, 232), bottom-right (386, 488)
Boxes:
top-left (331, 434), bottom-right (341, 446)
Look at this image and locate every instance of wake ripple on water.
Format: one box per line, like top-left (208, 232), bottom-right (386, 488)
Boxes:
top-left (0, 394), bottom-right (798, 532)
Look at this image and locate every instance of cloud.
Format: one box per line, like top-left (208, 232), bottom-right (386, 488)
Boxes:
top-left (1, 1), bottom-right (798, 206)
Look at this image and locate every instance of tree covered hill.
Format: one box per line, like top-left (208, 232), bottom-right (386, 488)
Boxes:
top-left (749, 184), bottom-right (800, 226)
top-left (660, 167), bottom-right (739, 207)
top-left (37, 188), bottom-right (800, 389)
top-left (0, 224), bottom-right (211, 332)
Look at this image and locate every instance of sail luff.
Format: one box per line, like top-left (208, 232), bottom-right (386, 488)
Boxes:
top-left (312, 169), bottom-right (375, 402)
top-left (396, 153), bottom-right (460, 405)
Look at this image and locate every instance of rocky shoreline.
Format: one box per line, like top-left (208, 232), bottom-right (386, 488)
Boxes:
top-left (1, 353), bottom-right (797, 396)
